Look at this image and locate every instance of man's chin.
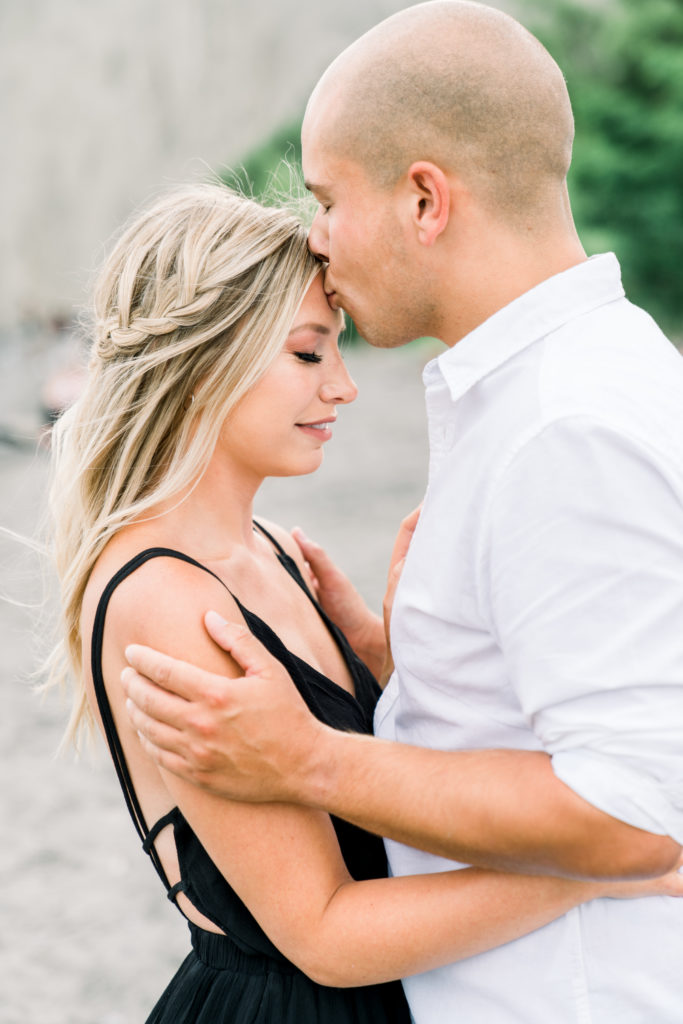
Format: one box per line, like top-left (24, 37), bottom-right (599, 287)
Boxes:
top-left (356, 324), bottom-right (415, 349)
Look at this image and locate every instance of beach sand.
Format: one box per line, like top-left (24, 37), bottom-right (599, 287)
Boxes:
top-left (0, 332), bottom-right (431, 1024)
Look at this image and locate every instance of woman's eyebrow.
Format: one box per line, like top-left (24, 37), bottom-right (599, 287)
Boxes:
top-left (288, 323), bottom-right (331, 336)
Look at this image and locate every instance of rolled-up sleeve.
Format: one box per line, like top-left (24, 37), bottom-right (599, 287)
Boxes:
top-left (487, 416), bottom-right (683, 842)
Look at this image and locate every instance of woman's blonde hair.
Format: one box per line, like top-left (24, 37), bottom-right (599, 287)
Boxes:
top-left (48, 182), bottom-right (321, 746)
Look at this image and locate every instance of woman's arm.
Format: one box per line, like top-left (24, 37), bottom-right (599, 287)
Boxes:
top-left (108, 558), bottom-right (683, 988)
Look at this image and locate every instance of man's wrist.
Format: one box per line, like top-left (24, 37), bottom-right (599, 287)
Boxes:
top-left (294, 721), bottom-right (357, 812)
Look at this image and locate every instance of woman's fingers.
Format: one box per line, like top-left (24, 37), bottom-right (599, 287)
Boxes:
top-left (291, 527), bottom-right (370, 631)
top-left (389, 504), bottom-right (422, 571)
top-left (291, 526), bottom-right (336, 590)
top-left (384, 504), bottom-right (422, 626)
top-left (383, 557), bottom-right (406, 654)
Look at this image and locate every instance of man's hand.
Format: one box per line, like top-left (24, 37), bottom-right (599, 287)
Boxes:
top-left (122, 612), bottom-right (683, 877)
top-left (122, 611), bottom-right (330, 803)
top-left (291, 527), bottom-right (386, 677)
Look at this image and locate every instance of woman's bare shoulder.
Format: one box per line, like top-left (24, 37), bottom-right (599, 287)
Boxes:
top-left (82, 531), bottom-right (242, 662)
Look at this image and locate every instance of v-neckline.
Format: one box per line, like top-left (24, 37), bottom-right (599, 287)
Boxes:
top-left (226, 543), bottom-right (360, 705)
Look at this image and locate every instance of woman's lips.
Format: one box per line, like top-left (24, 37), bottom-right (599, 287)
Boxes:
top-left (296, 419), bottom-right (335, 441)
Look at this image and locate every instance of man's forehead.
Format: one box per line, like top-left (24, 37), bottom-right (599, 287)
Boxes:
top-left (302, 141), bottom-right (366, 197)
top-left (301, 123), bottom-right (330, 178)
top-left (301, 82), bottom-right (351, 180)
top-left (301, 139), bottom-right (339, 196)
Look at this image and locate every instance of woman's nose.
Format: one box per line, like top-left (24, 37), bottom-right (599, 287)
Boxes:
top-left (321, 359), bottom-right (358, 405)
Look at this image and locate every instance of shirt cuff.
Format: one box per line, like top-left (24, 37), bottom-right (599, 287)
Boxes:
top-left (551, 749), bottom-right (683, 845)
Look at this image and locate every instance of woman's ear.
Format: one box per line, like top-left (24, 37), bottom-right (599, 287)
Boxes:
top-left (405, 162), bottom-right (450, 246)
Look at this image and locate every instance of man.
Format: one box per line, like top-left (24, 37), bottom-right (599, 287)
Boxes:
top-left (123, 2), bottom-right (683, 1020)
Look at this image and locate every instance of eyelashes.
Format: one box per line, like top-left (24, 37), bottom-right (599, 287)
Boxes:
top-left (294, 351), bottom-right (323, 364)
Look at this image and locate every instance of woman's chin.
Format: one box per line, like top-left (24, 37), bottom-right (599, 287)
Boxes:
top-left (271, 452), bottom-right (325, 479)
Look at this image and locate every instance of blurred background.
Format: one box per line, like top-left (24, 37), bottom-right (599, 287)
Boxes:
top-left (1, 0), bottom-right (681, 1020)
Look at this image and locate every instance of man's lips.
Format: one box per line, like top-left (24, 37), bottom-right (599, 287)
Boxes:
top-left (323, 272), bottom-right (339, 310)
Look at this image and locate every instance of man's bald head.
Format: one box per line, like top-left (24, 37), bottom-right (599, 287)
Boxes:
top-left (304, 1), bottom-right (574, 223)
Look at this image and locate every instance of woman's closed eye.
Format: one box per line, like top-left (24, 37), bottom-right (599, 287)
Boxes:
top-left (294, 351), bottom-right (323, 364)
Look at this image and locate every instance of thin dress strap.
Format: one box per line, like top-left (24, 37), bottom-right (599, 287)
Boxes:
top-left (252, 519), bottom-right (289, 558)
top-left (252, 520), bottom-right (318, 605)
top-left (90, 547), bottom-right (228, 890)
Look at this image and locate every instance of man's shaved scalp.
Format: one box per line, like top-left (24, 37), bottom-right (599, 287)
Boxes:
top-left (308, 1), bottom-right (574, 221)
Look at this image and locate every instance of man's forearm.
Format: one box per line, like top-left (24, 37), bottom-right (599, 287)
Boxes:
top-left (304, 728), bottom-right (681, 880)
top-left (122, 630), bottom-right (681, 878)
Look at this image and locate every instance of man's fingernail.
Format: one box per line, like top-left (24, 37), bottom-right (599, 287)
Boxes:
top-left (205, 609), bottom-right (228, 629)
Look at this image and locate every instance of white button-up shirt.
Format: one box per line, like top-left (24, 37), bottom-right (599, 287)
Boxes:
top-left (375, 254), bottom-right (683, 1024)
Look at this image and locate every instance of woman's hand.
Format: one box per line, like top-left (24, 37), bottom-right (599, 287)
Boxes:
top-left (291, 527), bottom-right (386, 678)
top-left (380, 505), bottom-right (422, 685)
top-left (599, 855), bottom-right (683, 899)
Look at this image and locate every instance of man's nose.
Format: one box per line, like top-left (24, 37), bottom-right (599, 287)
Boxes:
top-left (308, 208), bottom-right (329, 261)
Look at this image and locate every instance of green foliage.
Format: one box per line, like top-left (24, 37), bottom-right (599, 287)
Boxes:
top-left (525, 0), bottom-right (683, 331)
top-left (233, 117), bottom-right (304, 202)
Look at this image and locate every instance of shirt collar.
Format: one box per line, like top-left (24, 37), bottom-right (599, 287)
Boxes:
top-left (423, 253), bottom-right (625, 402)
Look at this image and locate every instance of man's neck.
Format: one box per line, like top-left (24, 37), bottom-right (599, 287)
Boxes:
top-left (436, 215), bottom-right (587, 348)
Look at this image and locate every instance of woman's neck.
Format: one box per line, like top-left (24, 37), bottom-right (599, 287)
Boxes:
top-left (144, 455), bottom-right (264, 561)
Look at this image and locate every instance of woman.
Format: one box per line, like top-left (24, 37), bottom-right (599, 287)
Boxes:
top-left (47, 184), bottom-right (682, 1023)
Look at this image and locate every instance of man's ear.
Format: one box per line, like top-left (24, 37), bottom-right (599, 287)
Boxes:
top-left (405, 162), bottom-right (450, 246)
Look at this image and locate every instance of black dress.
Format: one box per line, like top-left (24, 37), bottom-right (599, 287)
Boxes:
top-left (90, 523), bottom-right (412, 1023)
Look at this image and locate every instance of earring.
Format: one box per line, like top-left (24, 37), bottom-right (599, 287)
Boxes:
top-left (184, 393), bottom-right (195, 411)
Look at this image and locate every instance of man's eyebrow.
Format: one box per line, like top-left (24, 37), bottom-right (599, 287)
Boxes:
top-left (304, 180), bottom-right (330, 197)
top-left (288, 323), bottom-right (332, 336)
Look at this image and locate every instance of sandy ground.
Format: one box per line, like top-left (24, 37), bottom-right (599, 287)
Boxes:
top-left (0, 330), bottom-right (433, 1024)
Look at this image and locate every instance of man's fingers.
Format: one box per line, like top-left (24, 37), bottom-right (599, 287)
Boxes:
top-left (121, 665), bottom-right (196, 731)
top-left (124, 689), bottom-right (187, 756)
top-left (123, 665), bottom-right (233, 781)
top-left (129, 715), bottom-right (204, 781)
top-left (124, 644), bottom-right (218, 701)
top-left (204, 610), bottom-right (279, 678)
